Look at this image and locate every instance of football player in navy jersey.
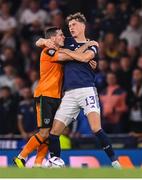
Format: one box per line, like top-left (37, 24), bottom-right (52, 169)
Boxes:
top-left (36, 12), bottom-right (121, 168)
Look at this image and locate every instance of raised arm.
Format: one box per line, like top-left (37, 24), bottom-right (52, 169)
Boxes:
top-left (37, 39), bottom-right (98, 63)
top-left (36, 38), bottom-right (57, 49)
top-left (57, 41), bottom-right (98, 62)
top-left (58, 52), bottom-right (73, 61)
top-left (59, 40), bottom-right (98, 62)
top-left (36, 38), bottom-right (99, 52)
top-left (75, 40), bottom-right (99, 53)
top-left (59, 47), bottom-right (97, 63)
top-left (35, 38), bottom-right (45, 48)
top-left (43, 48), bottom-right (74, 62)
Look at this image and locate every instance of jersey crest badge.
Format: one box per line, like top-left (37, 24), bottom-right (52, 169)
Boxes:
top-left (46, 49), bottom-right (56, 56)
top-left (70, 44), bottom-right (74, 47)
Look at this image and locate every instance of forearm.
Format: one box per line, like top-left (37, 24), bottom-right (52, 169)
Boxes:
top-left (63, 50), bottom-right (91, 62)
top-left (75, 40), bottom-right (99, 53)
top-left (35, 38), bottom-right (46, 48)
top-left (75, 43), bottom-right (89, 53)
top-left (58, 52), bottom-right (74, 61)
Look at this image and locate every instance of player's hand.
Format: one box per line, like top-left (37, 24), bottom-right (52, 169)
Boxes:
top-left (35, 38), bottom-right (46, 47)
top-left (44, 39), bottom-right (57, 49)
top-left (87, 40), bottom-right (99, 47)
top-left (89, 60), bottom-right (97, 70)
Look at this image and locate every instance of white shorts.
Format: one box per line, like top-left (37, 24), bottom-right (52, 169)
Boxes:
top-left (54, 87), bottom-right (100, 126)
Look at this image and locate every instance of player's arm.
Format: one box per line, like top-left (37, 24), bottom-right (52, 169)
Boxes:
top-left (58, 52), bottom-right (74, 61)
top-left (35, 38), bottom-right (46, 48)
top-left (44, 48), bottom-right (74, 62)
top-left (35, 38), bottom-right (57, 49)
top-left (75, 41), bottom-right (98, 69)
top-left (57, 43), bottom-right (98, 61)
top-left (75, 40), bottom-right (99, 53)
top-left (59, 47), bottom-right (97, 63)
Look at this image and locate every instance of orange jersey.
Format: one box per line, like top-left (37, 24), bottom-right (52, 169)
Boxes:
top-left (34, 48), bottom-right (63, 98)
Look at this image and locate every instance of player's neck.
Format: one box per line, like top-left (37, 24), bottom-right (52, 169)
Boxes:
top-left (74, 34), bottom-right (87, 43)
top-left (56, 44), bottom-right (60, 49)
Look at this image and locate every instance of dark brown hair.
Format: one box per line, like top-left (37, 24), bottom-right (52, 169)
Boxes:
top-left (44, 27), bottom-right (61, 39)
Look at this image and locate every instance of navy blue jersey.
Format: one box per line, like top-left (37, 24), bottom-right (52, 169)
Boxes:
top-left (63, 37), bottom-right (98, 91)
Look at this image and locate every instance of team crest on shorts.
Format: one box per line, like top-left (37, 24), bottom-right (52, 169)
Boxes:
top-left (44, 118), bottom-right (50, 124)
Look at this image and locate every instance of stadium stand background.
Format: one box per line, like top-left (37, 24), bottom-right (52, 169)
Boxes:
top-left (0, 0), bottom-right (142, 149)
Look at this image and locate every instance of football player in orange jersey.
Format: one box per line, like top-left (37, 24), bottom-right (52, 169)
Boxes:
top-left (13, 26), bottom-right (98, 168)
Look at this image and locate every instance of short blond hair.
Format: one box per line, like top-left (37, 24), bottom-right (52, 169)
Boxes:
top-left (66, 12), bottom-right (86, 25)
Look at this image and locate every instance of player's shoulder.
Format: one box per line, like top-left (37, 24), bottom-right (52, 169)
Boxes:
top-left (42, 48), bottom-right (57, 57)
top-left (89, 46), bottom-right (98, 54)
top-left (64, 37), bottom-right (76, 49)
top-left (87, 39), bottom-right (99, 54)
top-left (64, 37), bottom-right (75, 44)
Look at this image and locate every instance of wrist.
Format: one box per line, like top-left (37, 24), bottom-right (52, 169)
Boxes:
top-left (87, 41), bottom-right (91, 47)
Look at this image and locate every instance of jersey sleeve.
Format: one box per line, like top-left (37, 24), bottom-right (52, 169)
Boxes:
top-left (41, 48), bottom-right (59, 62)
top-left (87, 45), bottom-right (98, 58)
top-left (86, 46), bottom-right (99, 61)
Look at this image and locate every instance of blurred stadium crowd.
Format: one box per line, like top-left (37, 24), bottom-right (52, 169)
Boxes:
top-left (0, 0), bottom-right (142, 143)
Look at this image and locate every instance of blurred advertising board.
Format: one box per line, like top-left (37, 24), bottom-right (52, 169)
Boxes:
top-left (0, 149), bottom-right (142, 168)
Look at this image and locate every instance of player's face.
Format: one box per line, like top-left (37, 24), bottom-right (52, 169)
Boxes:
top-left (68, 19), bottom-right (85, 38)
top-left (54, 30), bottom-right (65, 47)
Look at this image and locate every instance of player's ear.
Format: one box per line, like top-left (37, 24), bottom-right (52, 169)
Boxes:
top-left (51, 36), bottom-right (56, 42)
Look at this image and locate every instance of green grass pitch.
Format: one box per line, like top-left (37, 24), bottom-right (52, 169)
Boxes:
top-left (0, 167), bottom-right (142, 178)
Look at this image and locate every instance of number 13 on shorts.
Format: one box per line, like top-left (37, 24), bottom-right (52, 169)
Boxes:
top-left (85, 95), bottom-right (100, 109)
